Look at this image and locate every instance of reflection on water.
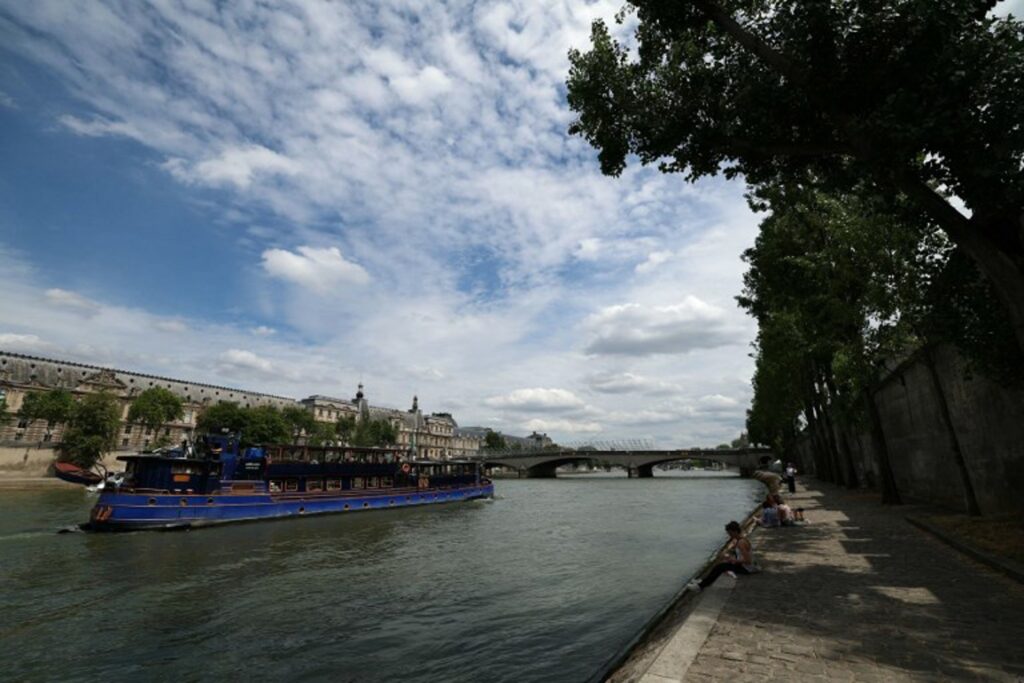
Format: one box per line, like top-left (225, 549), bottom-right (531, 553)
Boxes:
top-left (0, 472), bottom-right (759, 682)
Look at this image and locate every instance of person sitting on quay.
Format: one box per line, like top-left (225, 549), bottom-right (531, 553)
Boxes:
top-left (773, 494), bottom-right (795, 526)
top-left (687, 521), bottom-right (759, 592)
top-left (757, 499), bottom-right (781, 528)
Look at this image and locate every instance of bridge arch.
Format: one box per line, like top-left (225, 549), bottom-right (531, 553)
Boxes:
top-left (479, 448), bottom-right (771, 478)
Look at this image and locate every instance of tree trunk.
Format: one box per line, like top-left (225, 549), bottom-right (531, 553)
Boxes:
top-left (816, 394), bottom-right (846, 487)
top-left (865, 389), bottom-right (901, 505)
top-left (803, 403), bottom-right (831, 482)
top-left (922, 346), bottom-right (982, 516)
top-left (889, 173), bottom-right (1024, 357)
top-left (835, 421), bottom-right (860, 489)
top-left (824, 374), bottom-right (860, 489)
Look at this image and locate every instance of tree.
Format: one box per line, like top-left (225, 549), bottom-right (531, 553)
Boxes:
top-left (483, 430), bottom-right (506, 450)
top-left (282, 406), bottom-right (317, 443)
top-left (307, 422), bottom-right (338, 447)
top-left (57, 391), bottom-right (121, 468)
top-left (336, 415), bottom-right (357, 442)
top-left (238, 405), bottom-right (291, 445)
top-left (196, 402), bottom-right (248, 435)
top-left (19, 389), bottom-right (75, 432)
top-left (568, 2), bottom-right (1024, 354)
top-left (127, 387), bottom-right (184, 447)
top-left (195, 402), bottom-right (290, 446)
top-left (0, 394), bottom-right (10, 426)
top-left (349, 419), bottom-right (398, 447)
top-left (730, 433), bottom-right (750, 449)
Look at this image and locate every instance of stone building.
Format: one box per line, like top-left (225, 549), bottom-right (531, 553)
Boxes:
top-left (0, 351), bottom-right (480, 463)
top-left (302, 388), bottom-right (480, 459)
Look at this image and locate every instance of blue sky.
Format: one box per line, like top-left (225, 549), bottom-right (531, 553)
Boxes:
top-left (0, 0), bottom-right (771, 446)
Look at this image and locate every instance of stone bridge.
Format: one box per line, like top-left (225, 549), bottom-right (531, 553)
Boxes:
top-left (474, 448), bottom-right (772, 478)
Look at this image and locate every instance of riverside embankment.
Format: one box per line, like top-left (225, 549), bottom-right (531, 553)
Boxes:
top-left (607, 479), bottom-right (1024, 682)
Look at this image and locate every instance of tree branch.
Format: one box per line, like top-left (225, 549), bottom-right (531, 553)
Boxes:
top-left (692, 0), bottom-right (807, 84)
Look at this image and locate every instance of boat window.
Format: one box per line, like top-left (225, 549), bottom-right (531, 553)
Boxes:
top-left (307, 479), bottom-right (323, 492)
top-left (171, 464), bottom-right (195, 475)
top-left (367, 477), bottom-right (379, 488)
top-left (269, 480), bottom-right (282, 492)
top-left (285, 480), bottom-right (299, 492)
top-left (352, 477), bottom-right (364, 489)
top-left (381, 477), bottom-right (393, 487)
top-left (326, 479), bottom-right (341, 491)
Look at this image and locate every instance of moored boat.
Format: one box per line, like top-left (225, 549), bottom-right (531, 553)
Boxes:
top-left (53, 461), bottom-right (104, 486)
top-left (82, 433), bottom-right (493, 531)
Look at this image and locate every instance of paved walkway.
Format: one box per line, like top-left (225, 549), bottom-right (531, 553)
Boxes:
top-left (625, 480), bottom-right (1024, 682)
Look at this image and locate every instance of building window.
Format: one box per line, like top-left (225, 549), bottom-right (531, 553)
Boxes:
top-left (43, 433), bottom-right (53, 442)
top-left (144, 440), bottom-right (150, 448)
top-left (14, 433), bottom-right (22, 441)
top-left (122, 438), bottom-right (129, 447)
top-left (124, 425), bottom-right (132, 434)
top-left (164, 428), bottom-right (171, 436)
top-left (144, 427), bottom-right (153, 435)
top-left (17, 419), bottom-right (28, 429)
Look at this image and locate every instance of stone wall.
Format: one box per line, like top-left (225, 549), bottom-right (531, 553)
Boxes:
top-left (794, 344), bottom-right (1024, 515)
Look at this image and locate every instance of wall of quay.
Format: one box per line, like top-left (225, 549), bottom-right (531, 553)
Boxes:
top-left (795, 344), bottom-right (1024, 516)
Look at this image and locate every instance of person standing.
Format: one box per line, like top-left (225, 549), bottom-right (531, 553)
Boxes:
top-left (785, 462), bottom-right (797, 494)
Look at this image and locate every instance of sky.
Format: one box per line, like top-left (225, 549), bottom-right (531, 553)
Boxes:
top-left (1, 1), bottom-right (786, 447)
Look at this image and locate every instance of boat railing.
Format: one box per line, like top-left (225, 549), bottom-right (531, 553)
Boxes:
top-left (261, 444), bottom-right (406, 464)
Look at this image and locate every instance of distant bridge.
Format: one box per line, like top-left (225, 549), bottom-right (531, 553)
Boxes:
top-left (473, 448), bottom-right (772, 478)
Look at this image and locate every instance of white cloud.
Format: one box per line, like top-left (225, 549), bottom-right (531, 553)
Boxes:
top-left (261, 246), bottom-right (370, 293)
top-left (586, 372), bottom-right (679, 396)
top-left (217, 349), bottom-right (274, 376)
top-left (635, 250), bottom-right (673, 274)
top-left (485, 388), bottom-right (586, 412)
top-left (584, 296), bottom-right (741, 356)
top-left (155, 320), bottom-right (188, 333)
top-left (0, 333), bottom-right (55, 353)
top-left (44, 288), bottom-right (100, 315)
top-left (165, 145), bottom-right (300, 189)
top-left (697, 394), bottom-right (740, 411)
top-left (0, 0), bottom-right (762, 446)
top-left (60, 114), bottom-right (139, 138)
top-left (521, 417), bottom-right (602, 434)
top-left (0, 91), bottom-right (17, 109)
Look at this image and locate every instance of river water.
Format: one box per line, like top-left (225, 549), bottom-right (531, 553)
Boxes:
top-left (0, 472), bottom-right (759, 682)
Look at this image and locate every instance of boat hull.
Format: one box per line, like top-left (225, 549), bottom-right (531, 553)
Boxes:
top-left (86, 482), bottom-right (495, 531)
top-left (53, 462), bottom-right (103, 486)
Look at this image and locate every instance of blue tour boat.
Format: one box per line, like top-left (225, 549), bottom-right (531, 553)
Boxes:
top-left (81, 433), bottom-right (493, 531)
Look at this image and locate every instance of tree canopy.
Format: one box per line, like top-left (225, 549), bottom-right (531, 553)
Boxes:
top-left (338, 416), bottom-right (399, 447)
top-left (19, 389), bottom-right (75, 427)
top-left (56, 391), bottom-right (121, 468)
top-left (127, 387), bottom-right (184, 432)
top-left (567, 1), bottom-right (1024, 353)
top-left (195, 402), bottom-right (291, 446)
top-left (483, 430), bottom-right (507, 450)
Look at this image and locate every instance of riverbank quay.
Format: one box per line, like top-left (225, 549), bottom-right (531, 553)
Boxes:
top-left (608, 480), bottom-right (1024, 682)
